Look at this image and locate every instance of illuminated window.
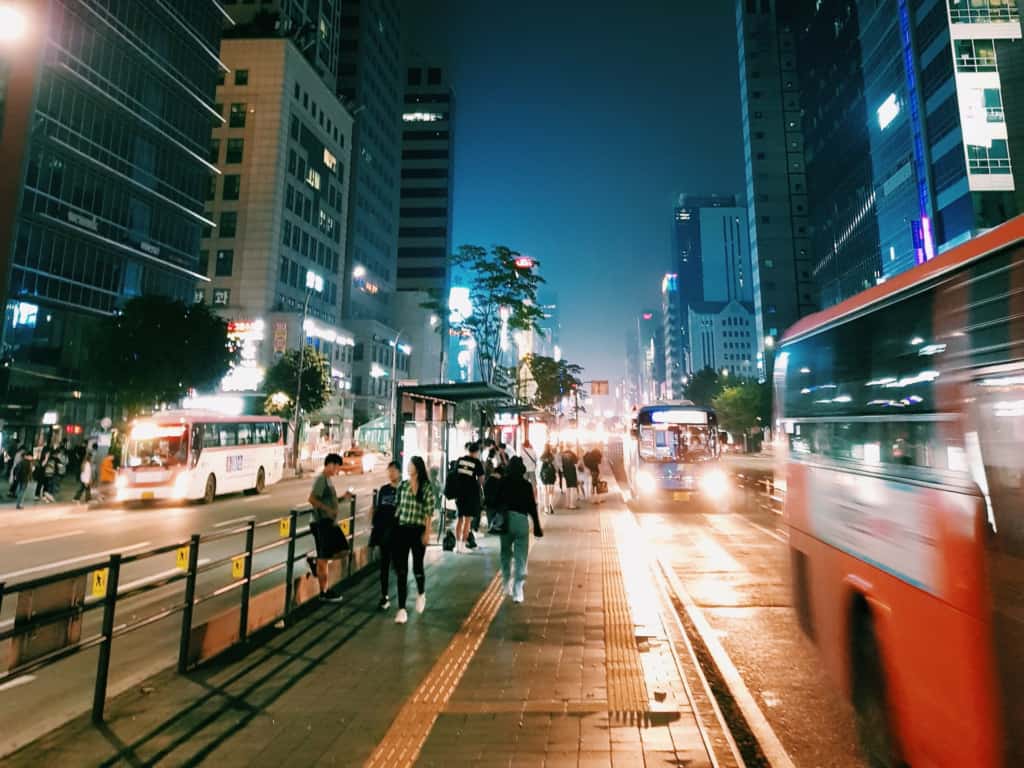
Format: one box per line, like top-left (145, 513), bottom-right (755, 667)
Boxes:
top-left (306, 168), bottom-right (321, 190)
top-left (323, 149), bottom-right (338, 172)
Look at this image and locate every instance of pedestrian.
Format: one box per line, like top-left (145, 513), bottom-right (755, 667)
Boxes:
top-left (73, 453), bottom-right (93, 504)
top-left (33, 448), bottom-right (50, 502)
top-left (96, 452), bottom-right (116, 503)
top-left (392, 455), bottom-right (435, 624)
top-left (497, 456), bottom-right (543, 603)
top-left (583, 446), bottom-right (604, 504)
top-left (520, 439), bottom-right (538, 494)
top-left (539, 445), bottom-right (557, 515)
top-left (453, 442), bottom-right (484, 554)
top-left (484, 463), bottom-right (504, 516)
top-left (14, 454), bottom-right (33, 510)
top-left (497, 442), bottom-right (510, 468)
top-left (8, 445), bottom-right (25, 499)
top-left (370, 461), bottom-right (401, 611)
top-left (561, 446), bottom-right (579, 509)
top-left (52, 443), bottom-right (68, 496)
top-left (553, 444), bottom-right (565, 494)
top-left (307, 453), bottom-right (354, 602)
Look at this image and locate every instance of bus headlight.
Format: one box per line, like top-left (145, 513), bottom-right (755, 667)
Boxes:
top-left (700, 469), bottom-right (730, 500)
top-left (637, 470), bottom-right (657, 495)
top-left (172, 473), bottom-right (190, 499)
top-left (115, 474), bottom-right (128, 491)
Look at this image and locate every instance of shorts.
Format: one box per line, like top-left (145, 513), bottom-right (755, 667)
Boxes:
top-left (311, 519), bottom-right (348, 558)
top-left (456, 499), bottom-right (480, 519)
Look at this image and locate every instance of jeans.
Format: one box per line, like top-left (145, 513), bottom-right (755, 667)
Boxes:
top-left (15, 481), bottom-right (28, 509)
top-left (500, 512), bottom-right (530, 590)
top-left (392, 524), bottom-right (426, 610)
top-left (378, 539), bottom-right (393, 598)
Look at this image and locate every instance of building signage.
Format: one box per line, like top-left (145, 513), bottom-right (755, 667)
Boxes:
top-left (67, 211), bottom-right (98, 232)
top-left (212, 288), bottom-right (230, 306)
top-left (221, 319), bottom-right (265, 393)
top-left (273, 321), bottom-right (288, 353)
top-left (139, 242), bottom-right (161, 257)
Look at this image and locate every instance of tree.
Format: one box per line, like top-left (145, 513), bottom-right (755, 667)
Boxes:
top-left (712, 380), bottom-right (771, 445)
top-left (524, 354), bottom-right (583, 410)
top-left (683, 367), bottom-right (724, 407)
top-left (262, 347), bottom-right (332, 421)
top-left (90, 296), bottom-right (238, 415)
top-left (438, 245), bottom-right (547, 385)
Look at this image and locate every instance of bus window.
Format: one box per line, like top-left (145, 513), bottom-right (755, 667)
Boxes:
top-left (237, 423), bottom-right (253, 445)
top-left (217, 425), bottom-right (238, 447)
top-left (254, 423), bottom-right (269, 444)
top-left (191, 424), bottom-right (203, 466)
top-left (203, 424), bottom-right (220, 449)
top-left (269, 422), bottom-right (281, 444)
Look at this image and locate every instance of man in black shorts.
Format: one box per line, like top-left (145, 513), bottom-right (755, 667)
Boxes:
top-left (307, 453), bottom-right (354, 601)
top-left (454, 442), bottom-right (484, 554)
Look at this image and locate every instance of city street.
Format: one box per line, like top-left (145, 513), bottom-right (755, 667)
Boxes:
top-left (0, 468), bottom-right (387, 758)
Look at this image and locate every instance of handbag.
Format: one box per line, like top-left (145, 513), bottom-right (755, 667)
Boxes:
top-left (596, 479), bottom-right (609, 495)
top-left (488, 508), bottom-right (507, 535)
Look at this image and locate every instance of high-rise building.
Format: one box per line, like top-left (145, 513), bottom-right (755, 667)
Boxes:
top-left (200, 38), bottom-right (356, 444)
top-left (337, 1), bottom-right (403, 326)
top-left (637, 310), bottom-right (663, 403)
top-left (688, 300), bottom-right (758, 380)
top-left (221, 0), bottom-right (342, 91)
top-left (0, 2), bottom-right (225, 437)
top-left (736, 0), bottom-right (817, 356)
top-left (398, 62), bottom-right (454, 298)
top-left (661, 273), bottom-right (686, 399)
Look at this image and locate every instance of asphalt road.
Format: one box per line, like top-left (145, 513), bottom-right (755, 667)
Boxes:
top-left (627, 460), bottom-right (867, 768)
top-left (0, 468), bottom-right (388, 759)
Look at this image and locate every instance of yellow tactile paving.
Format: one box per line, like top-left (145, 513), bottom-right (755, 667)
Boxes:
top-left (364, 573), bottom-right (505, 768)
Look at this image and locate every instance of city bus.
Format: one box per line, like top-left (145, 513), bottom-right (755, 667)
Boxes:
top-left (776, 214), bottom-right (1024, 768)
top-left (625, 401), bottom-right (728, 505)
top-left (116, 411), bottom-right (286, 504)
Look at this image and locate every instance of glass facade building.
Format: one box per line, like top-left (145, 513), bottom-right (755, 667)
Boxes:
top-left (0, 0), bottom-right (224, 435)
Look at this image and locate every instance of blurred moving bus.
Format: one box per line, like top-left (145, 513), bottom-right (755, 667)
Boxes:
top-left (625, 401), bottom-right (729, 505)
top-left (776, 215), bottom-right (1024, 768)
top-left (117, 412), bottom-right (286, 503)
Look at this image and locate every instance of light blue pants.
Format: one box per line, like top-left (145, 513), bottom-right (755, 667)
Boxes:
top-left (500, 511), bottom-right (530, 589)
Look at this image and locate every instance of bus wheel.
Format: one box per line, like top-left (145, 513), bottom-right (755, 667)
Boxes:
top-left (253, 467), bottom-right (265, 495)
top-left (852, 611), bottom-right (900, 768)
top-left (202, 474), bottom-right (216, 505)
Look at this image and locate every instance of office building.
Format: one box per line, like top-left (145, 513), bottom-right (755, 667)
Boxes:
top-left (202, 38), bottom-right (356, 444)
top-left (736, 0), bottom-right (817, 357)
top-left (392, 291), bottom-right (443, 385)
top-left (337, 0), bottom-right (403, 326)
top-left (637, 310), bottom-right (664, 404)
top-left (221, 0), bottom-right (342, 91)
top-left (661, 273), bottom-right (687, 399)
top-left (688, 300), bottom-right (759, 380)
top-left (398, 62), bottom-right (455, 298)
top-left (0, 2), bottom-right (225, 439)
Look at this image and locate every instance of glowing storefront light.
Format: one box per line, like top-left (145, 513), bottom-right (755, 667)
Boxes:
top-left (182, 395), bottom-right (244, 415)
top-left (877, 93), bottom-right (900, 130)
top-left (222, 319), bottom-right (266, 392)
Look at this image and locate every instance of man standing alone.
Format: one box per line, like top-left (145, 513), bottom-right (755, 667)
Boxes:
top-left (308, 453), bottom-right (354, 602)
top-left (454, 442), bottom-right (484, 553)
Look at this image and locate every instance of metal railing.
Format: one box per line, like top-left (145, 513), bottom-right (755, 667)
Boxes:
top-left (0, 495), bottom-right (358, 724)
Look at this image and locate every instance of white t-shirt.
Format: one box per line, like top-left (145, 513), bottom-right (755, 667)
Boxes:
top-left (521, 446), bottom-right (538, 477)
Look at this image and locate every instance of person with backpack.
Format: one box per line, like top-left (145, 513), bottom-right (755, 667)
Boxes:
top-left (392, 456), bottom-right (435, 624)
top-left (561, 446), bottom-right (580, 509)
top-left (370, 461), bottom-right (401, 611)
top-left (539, 445), bottom-right (557, 515)
top-left (497, 457), bottom-right (543, 603)
top-left (583, 447), bottom-right (604, 504)
top-left (452, 442), bottom-right (484, 554)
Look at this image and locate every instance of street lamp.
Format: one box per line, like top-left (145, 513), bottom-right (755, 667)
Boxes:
top-left (0, 5), bottom-right (29, 45)
top-left (291, 270), bottom-right (324, 475)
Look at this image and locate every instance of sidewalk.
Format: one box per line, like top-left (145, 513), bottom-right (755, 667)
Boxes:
top-left (4, 489), bottom-right (721, 767)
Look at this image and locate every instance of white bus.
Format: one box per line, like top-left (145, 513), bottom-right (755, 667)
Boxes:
top-left (625, 401), bottom-right (728, 505)
top-left (116, 411), bottom-right (286, 503)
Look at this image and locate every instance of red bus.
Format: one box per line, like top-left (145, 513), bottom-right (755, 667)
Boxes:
top-left (776, 214), bottom-right (1024, 768)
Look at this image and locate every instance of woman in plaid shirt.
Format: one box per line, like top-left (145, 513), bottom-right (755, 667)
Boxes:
top-left (392, 455), bottom-right (435, 624)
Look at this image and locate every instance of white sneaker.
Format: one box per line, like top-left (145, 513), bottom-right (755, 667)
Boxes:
top-left (394, 608), bottom-right (408, 624)
top-left (415, 593), bottom-right (426, 614)
top-left (504, 579), bottom-right (514, 597)
top-left (513, 583), bottom-right (525, 603)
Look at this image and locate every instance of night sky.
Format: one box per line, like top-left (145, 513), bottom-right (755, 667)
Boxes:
top-left (402, 0), bottom-right (745, 382)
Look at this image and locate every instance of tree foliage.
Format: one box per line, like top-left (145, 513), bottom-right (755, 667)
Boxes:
top-left (90, 296), bottom-right (238, 414)
top-left (262, 347), bottom-right (333, 420)
top-left (440, 245), bottom-right (547, 385)
top-left (524, 354), bottom-right (583, 409)
top-left (683, 367), bottom-right (724, 408)
top-left (712, 380), bottom-right (770, 439)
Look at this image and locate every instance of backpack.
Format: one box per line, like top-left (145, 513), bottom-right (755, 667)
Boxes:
top-left (442, 528), bottom-right (456, 551)
top-left (540, 460), bottom-right (556, 485)
top-left (443, 460), bottom-right (460, 500)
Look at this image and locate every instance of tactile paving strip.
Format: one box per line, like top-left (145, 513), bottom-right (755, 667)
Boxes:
top-left (364, 574), bottom-right (505, 768)
top-left (600, 513), bottom-right (650, 712)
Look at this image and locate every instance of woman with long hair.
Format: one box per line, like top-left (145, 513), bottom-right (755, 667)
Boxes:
top-left (392, 456), bottom-right (435, 624)
top-left (497, 456), bottom-right (543, 603)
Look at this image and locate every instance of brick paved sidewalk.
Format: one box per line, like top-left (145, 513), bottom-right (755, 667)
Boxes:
top-left (4, 494), bottom-right (718, 767)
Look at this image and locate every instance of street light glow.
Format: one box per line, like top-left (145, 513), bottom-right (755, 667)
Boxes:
top-left (305, 270), bottom-right (324, 293)
top-left (0, 5), bottom-right (29, 44)
top-left (352, 264), bottom-right (367, 279)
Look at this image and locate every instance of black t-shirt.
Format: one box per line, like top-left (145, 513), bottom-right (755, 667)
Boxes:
top-left (455, 455), bottom-right (484, 505)
top-left (374, 483), bottom-right (398, 529)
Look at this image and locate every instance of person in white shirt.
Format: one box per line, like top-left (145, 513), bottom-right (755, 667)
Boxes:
top-left (520, 439), bottom-right (538, 495)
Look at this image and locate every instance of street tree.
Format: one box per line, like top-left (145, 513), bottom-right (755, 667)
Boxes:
top-left (524, 354), bottom-right (583, 410)
top-left (712, 380), bottom-right (770, 447)
top-left (438, 245), bottom-right (547, 385)
top-left (90, 296), bottom-right (238, 415)
top-left (262, 347), bottom-right (333, 421)
top-left (683, 367), bottom-right (724, 407)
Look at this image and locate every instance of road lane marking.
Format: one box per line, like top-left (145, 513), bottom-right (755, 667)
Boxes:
top-left (0, 675), bottom-right (35, 692)
top-left (214, 515), bottom-right (256, 527)
top-left (14, 529), bottom-right (86, 546)
top-left (0, 542), bottom-right (152, 582)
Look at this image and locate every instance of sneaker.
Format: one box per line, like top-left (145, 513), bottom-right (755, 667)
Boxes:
top-left (415, 593), bottom-right (426, 614)
top-left (378, 595), bottom-right (391, 611)
top-left (504, 579), bottom-right (514, 597)
top-left (394, 608), bottom-right (408, 624)
top-left (513, 583), bottom-right (525, 604)
top-left (320, 588), bottom-right (344, 603)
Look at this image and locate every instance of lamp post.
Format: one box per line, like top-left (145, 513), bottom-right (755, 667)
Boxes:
top-left (388, 329), bottom-right (404, 449)
top-left (292, 270), bottom-right (323, 475)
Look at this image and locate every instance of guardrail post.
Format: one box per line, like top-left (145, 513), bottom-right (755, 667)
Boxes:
top-left (239, 520), bottom-right (256, 642)
top-left (0, 581), bottom-right (5, 617)
top-left (178, 534), bottom-right (201, 673)
top-left (283, 508), bottom-right (298, 621)
top-left (347, 494), bottom-right (356, 578)
top-left (92, 554), bottom-right (121, 724)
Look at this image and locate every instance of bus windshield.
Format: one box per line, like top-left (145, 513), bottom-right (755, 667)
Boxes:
top-left (636, 408), bottom-right (716, 463)
top-left (125, 423), bottom-right (188, 468)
